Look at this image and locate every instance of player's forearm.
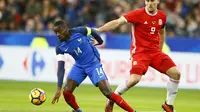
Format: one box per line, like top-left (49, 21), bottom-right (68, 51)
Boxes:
top-left (57, 61), bottom-right (65, 88)
top-left (91, 29), bottom-right (103, 45)
top-left (160, 27), bottom-right (166, 50)
top-left (160, 40), bottom-right (164, 50)
top-left (98, 19), bottom-right (120, 32)
top-left (160, 34), bottom-right (165, 50)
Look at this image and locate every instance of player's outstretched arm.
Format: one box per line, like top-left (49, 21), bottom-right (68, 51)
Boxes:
top-left (96, 16), bottom-right (127, 33)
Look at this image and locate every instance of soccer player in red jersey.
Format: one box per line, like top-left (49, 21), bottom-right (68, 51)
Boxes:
top-left (96, 0), bottom-right (180, 112)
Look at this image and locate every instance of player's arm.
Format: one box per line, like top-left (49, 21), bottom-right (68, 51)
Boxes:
top-left (96, 16), bottom-right (127, 32)
top-left (159, 26), bottom-right (166, 50)
top-left (87, 27), bottom-right (103, 45)
top-left (160, 11), bottom-right (167, 51)
top-left (96, 10), bottom-right (139, 32)
top-left (74, 27), bottom-right (103, 45)
top-left (52, 47), bottom-right (65, 104)
top-left (56, 47), bottom-right (65, 89)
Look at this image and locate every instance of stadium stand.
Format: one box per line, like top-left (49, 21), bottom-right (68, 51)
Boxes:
top-left (0, 0), bottom-right (199, 38)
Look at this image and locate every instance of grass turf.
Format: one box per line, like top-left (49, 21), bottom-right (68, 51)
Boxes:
top-left (0, 80), bottom-right (199, 112)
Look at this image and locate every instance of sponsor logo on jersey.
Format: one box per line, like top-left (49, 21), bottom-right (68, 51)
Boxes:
top-left (152, 21), bottom-right (156, 24)
top-left (24, 51), bottom-right (45, 76)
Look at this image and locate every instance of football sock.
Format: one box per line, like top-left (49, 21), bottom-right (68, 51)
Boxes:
top-left (73, 108), bottom-right (82, 112)
top-left (110, 92), bottom-right (134, 112)
top-left (63, 91), bottom-right (80, 111)
top-left (166, 78), bottom-right (179, 105)
top-left (115, 80), bottom-right (130, 95)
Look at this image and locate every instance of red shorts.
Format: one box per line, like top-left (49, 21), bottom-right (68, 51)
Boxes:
top-left (130, 51), bottom-right (176, 75)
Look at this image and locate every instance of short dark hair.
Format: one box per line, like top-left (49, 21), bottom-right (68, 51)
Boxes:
top-left (53, 20), bottom-right (68, 28)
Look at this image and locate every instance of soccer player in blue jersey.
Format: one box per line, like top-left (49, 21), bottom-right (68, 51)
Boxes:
top-left (51, 20), bottom-right (136, 112)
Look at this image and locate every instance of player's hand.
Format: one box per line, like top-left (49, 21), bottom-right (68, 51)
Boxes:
top-left (93, 28), bottom-right (99, 32)
top-left (90, 38), bottom-right (99, 46)
top-left (52, 88), bottom-right (62, 104)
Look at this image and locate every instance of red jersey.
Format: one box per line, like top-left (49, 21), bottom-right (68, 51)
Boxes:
top-left (123, 8), bottom-right (166, 55)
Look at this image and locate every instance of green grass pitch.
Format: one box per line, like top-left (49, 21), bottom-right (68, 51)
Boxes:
top-left (0, 80), bottom-right (199, 112)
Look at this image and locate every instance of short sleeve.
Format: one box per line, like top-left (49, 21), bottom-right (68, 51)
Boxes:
top-left (123, 10), bottom-right (140, 23)
top-left (160, 11), bottom-right (167, 29)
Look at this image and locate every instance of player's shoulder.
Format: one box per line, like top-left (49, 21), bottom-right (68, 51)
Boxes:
top-left (70, 26), bottom-right (88, 38)
top-left (55, 41), bottom-right (65, 54)
top-left (71, 26), bottom-right (86, 33)
top-left (158, 9), bottom-right (166, 17)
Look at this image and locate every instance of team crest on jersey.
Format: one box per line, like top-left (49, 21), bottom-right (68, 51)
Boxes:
top-left (159, 19), bottom-right (162, 25)
top-left (152, 21), bottom-right (156, 24)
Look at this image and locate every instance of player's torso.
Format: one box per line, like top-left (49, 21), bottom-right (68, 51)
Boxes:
top-left (58, 33), bottom-right (99, 65)
top-left (131, 9), bottom-right (165, 54)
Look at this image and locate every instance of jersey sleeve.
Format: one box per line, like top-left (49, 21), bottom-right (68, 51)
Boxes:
top-left (55, 47), bottom-right (65, 88)
top-left (123, 10), bottom-right (140, 23)
top-left (72, 27), bottom-right (92, 36)
top-left (55, 47), bottom-right (65, 61)
top-left (161, 11), bottom-right (167, 29)
top-left (56, 47), bottom-right (64, 55)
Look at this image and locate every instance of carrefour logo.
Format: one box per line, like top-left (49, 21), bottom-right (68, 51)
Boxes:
top-left (0, 55), bottom-right (3, 70)
top-left (23, 51), bottom-right (45, 76)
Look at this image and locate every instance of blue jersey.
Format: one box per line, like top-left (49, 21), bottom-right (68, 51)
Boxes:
top-left (55, 26), bottom-right (107, 87)
top-left (55, 27), bottom-right (100, 65)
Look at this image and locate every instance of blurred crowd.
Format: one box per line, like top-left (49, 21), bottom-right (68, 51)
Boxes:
top-left (0, 0), bottom-right (200, 38)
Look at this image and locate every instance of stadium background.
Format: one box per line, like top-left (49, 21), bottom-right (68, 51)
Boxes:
top-left (0, 0), bottom-right (200, 112)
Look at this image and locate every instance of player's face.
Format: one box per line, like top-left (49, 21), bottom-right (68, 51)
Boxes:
top-left (53, 26), bottom-right (68, 40)
top-left (145, 0), bottom-right (159, 13)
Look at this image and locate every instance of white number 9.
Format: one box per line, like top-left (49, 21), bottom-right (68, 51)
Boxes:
top-left (150, 27), bottom-right (156, 34)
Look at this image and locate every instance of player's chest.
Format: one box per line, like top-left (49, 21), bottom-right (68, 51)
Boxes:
top-left (137, 17), bottom-right (164, 34)
top-left (59, 38), bottom-right (84, 53)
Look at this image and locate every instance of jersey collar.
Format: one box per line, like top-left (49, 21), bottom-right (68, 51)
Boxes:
top-left (145, 7), bottom-right (158, 16)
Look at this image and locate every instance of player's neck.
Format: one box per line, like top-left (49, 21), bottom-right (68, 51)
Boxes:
top-left (145, 7), bottom-right (158, 16)
top-left (65, 30), bottom-right (71, 40)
